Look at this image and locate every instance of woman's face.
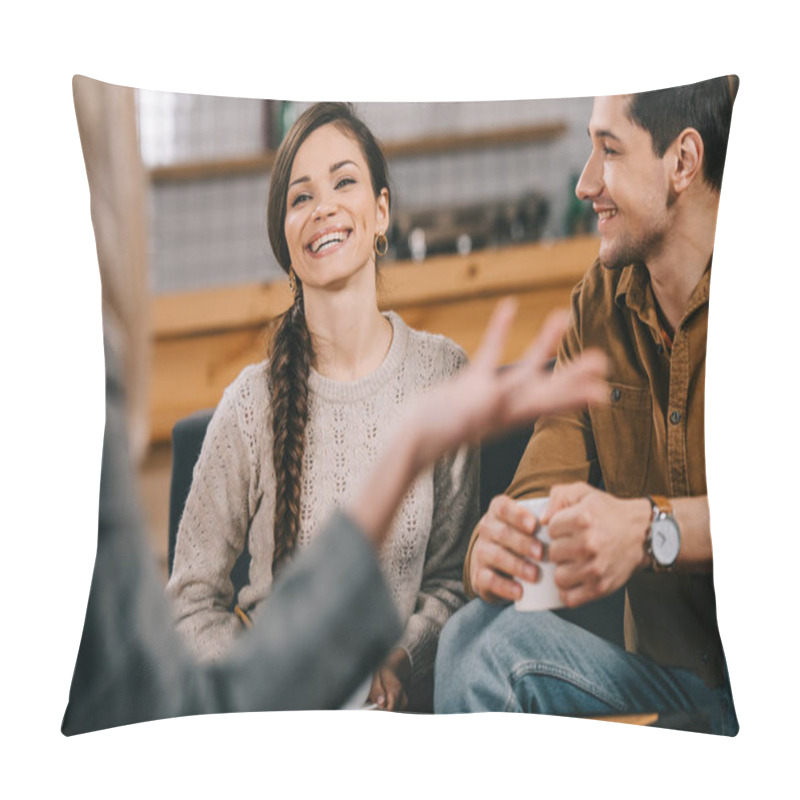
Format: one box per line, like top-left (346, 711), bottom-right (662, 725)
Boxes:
top-left (284, 123), bottom-right (389, 293)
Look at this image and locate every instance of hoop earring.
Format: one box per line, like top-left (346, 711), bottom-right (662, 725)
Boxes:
top-left (374, 232), bottom-right (388, 258)
top-left (288, 267), bottom-right (297, 296)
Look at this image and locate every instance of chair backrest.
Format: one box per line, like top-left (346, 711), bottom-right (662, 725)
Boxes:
top-left (167, 357), bottom-right (622, 650)
top-left (168, 409), bottom-right (253, 603)
top-left (169, 404), bottom-right (623, 647)
top-left (168, 409), bottom-right (213, 574)
top-left (478, 425), bottom-right (535, 517)
top-left (168, 409), bottom-right (536, 577)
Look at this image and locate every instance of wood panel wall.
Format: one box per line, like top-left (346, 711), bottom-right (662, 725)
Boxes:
top-left (149, 235), bottom-right (600, 443)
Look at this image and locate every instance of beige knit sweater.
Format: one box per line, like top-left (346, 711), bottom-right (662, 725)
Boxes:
top-left (166, 312), bottom-right (479, 682)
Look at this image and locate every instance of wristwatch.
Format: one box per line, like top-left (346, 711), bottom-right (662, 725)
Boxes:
top-left (645, 495), bottom-right (681, 572)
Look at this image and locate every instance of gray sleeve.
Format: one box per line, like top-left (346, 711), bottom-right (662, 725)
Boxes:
top-left (62, 343), bottom-right (401, 735)
top-left (214, 511), bottom-right (403, 712)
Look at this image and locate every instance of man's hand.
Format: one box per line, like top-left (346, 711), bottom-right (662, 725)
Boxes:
top-left (541, 482), bottom-right (651, 607)
top-left (469, 495), bottom-right (547, 603)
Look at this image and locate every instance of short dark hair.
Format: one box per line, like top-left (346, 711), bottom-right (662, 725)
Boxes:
top-left (625, 75), bottom-right (738, 192)
top-left (267, 102), bottom-right (391, 272)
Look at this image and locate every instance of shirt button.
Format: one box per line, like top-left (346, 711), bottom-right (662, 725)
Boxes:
top-left (611, 388), bottom-right (621, 403)
top-left (670, 410), bottom-right (682, 424)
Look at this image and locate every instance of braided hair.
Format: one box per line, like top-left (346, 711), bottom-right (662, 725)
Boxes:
top-left (268, 285), bottom-right (312, 569)
top-left (266, 102), bottom-right (391, 572)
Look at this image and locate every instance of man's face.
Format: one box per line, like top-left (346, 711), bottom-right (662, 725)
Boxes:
top-left (576, 95), bottom-right (673, 270)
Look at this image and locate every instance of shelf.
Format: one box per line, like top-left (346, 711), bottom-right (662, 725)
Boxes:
top-left (152, 235), bottom-right (597, 339)
top-left (148, 121), bottom-right (567, 184)
top-left (148, 235), bottom-right (599, 443)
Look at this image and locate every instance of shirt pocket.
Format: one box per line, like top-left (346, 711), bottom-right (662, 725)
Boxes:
top-left (590, 382), bottom-right (652, 497)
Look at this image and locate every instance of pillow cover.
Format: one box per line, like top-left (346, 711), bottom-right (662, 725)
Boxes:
top-left (63, 75), bottom-right (738, 736)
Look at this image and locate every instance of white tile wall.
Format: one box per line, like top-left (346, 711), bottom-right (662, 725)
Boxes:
top-left (139, 88), bottom-right (265, 166)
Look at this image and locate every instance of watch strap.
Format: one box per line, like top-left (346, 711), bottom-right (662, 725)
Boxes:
top-left (649, 494), bottom-right (673, 516)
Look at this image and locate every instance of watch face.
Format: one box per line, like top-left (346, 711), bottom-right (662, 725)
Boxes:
top-left (651, 517), bottom-right (681, 566)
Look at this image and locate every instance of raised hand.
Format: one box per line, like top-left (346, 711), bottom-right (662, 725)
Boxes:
top-left (350, 298), bottom-right (608, 552)
top-left (403, 298), bottom-right (608, 471)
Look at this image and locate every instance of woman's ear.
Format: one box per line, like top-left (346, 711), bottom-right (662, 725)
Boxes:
top-left (671, 127), bottom-right (704, 194)
top-left (375, 187), bottom-right (390, 231)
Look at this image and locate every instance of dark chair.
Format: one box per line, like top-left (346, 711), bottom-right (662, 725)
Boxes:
top-left (168, 416), bottom-right (542, 588)
top-left (169, 409), bottom-right (251, 601)
top-left (478, 427), bottom-right (625, 648)
top-left (168, 398), bottom-right (625, 711)
top-left (168, 409), bottom-right (212, 575)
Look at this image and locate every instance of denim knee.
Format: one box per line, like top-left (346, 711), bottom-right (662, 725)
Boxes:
top-left (435, 606), bottom-right (617, 713)
top-left (434, 600), bottom-right (508, 712)
top-left (436, 600), bottom-right (489, 679)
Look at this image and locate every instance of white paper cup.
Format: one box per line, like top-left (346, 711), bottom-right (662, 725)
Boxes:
top-left (514, 497), bottom-right (564, 612)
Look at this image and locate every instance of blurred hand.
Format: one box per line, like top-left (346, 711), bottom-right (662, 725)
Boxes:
top-left (403, 298), bottom-right (608, 472)
top-left (350, 298), bottom-right (607, 554)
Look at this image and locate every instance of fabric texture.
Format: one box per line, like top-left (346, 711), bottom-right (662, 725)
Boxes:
top-left (167, 311), bottom-right (479, 683)
top-left (62, 341), bottom-right (402, 735)
top-left (434, 600), bottom-right (738, 735)
top-left (459, 258), bottom-right (732, 695)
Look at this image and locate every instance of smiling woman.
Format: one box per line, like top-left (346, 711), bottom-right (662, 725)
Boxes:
top-left (166, 102), bottom-right (479, 712)
top-left (284, 124), bottom-right (390, 295)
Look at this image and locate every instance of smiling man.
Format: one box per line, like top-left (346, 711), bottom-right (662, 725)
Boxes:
top-left (434, 76), bottom-right (739, 735)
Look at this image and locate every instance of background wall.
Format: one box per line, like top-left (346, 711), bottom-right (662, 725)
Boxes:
top-left (134, 90), bottom-right (601, 569)
top-left (138, 93), bottom-right (595, 292)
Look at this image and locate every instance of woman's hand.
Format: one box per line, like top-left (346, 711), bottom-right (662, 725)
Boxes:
top-left (367, 647), bottom-right (411, 711)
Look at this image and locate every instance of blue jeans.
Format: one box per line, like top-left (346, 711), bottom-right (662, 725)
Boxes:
top-left (434, 599), bottom-right (738, 736)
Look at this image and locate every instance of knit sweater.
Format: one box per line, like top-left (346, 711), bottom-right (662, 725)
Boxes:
top-left (166, 312), bottom-right (479, 683)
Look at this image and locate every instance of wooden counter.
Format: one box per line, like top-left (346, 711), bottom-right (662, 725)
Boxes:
top-left (149, 234), bottom-right (599, 443)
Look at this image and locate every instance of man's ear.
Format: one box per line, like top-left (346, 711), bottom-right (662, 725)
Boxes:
top-left (671, 127), bottom-right (704, 193)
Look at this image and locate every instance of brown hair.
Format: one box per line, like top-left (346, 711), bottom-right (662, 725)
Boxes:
top-left (266, 102), bottom-right (391, 572)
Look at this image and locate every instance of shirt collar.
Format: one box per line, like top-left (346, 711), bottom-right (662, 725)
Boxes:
top-left (614, 263), bottom-right (657, 332)
top-left (614, 261), bottom-right (711, 330)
